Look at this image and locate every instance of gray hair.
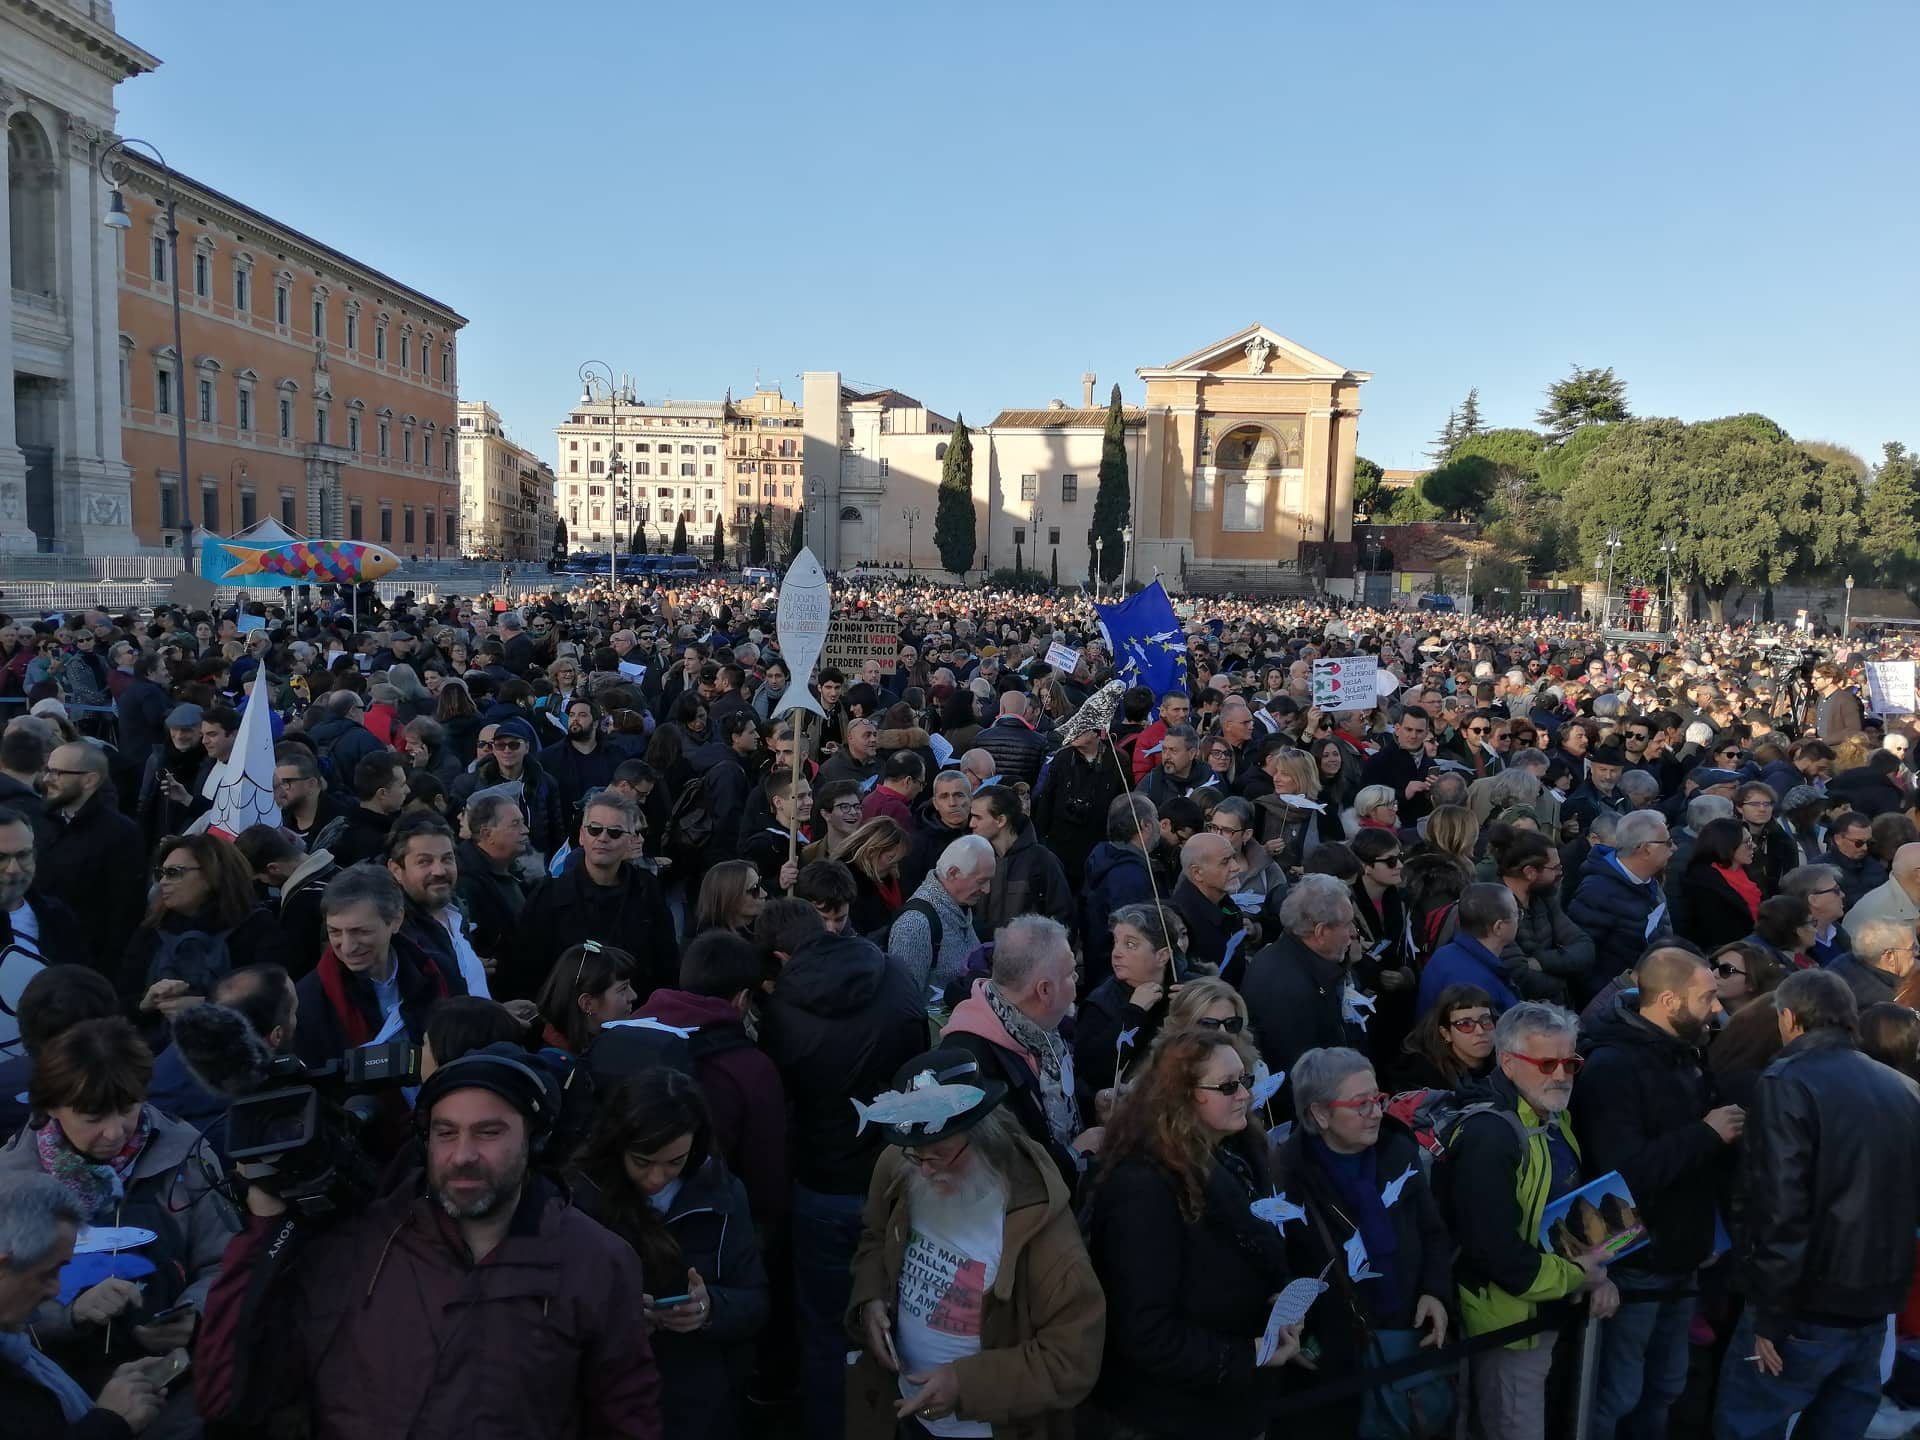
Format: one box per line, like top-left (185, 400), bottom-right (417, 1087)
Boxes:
top-left (0, 1174), bottom-right (86, 1268)
top-left (991, 914), bottom-right (1071, 992)
top-left (1589, 809), bottom-right (1621, 845)
top-left (1291, 1046), bottom-right (1375, 1137)
top-left (1162, 723), bottom-right (1199, 747)
top-left (1618, 770), bottom-right (1661, 804)
top-left (931, 768), bottom-right (976, 798)
top-left (320, 862), bottom-right (406, 922)
top-left (1487, 768), bottom-right (1544, 807)
top-left (1780, 864), bottom-right (1842, 901)
top-left (1353, 784), bottom-right (1397, 818)
top-left (1852, 915), bottom-right (1913, 963)
top-left (1509, 747), bottom-right (1549, 773)
top-left (1107, 791), bottom-right (1158, 845)
top-left (1493, 1000), bottom-right (1580, 1058)
top-left (1429, 771), bottom-right (1469, 806)
top-left (386, 663), bottom-right (431, 703)
top-left (938, 833), bottom-right (995, 880)
top-left (1457, 882), bottom-right (1519, 938)
top-left (466, 790), bottom-right (520, 835)
top-left (1211, 796), bottom-right (1255, 830)
top-left (1614, 809), bottom-right (1670, 856)
top-left (1687, 793), bottom-right (1736, 830)
top-left (1281, 874), bottom-right (1354, 937)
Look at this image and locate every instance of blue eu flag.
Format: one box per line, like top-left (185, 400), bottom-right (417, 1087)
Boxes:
top-left (1094, 580), bottom-right (1188, 698)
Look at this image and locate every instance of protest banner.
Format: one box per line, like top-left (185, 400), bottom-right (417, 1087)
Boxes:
top-left (1867, 660), bottom-right (1916, 714)
top-left (1312, 656), bottom-right (1375, 711)
top-left (820, 614), bottom-right (900, 676)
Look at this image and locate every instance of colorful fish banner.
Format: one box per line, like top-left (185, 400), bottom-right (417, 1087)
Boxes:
top-left (200, 534), bottom-right (401, 588)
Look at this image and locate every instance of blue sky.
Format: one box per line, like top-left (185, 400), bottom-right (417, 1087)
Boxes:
top-left (116, 0), bottom-right (1918, 472)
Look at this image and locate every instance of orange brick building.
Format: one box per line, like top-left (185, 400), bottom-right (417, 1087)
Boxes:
top-left (115, 158), bottom-right (466, 555)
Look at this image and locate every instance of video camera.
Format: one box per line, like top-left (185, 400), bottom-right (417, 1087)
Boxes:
top-left (172, 1004), bottom-right (419, 1218)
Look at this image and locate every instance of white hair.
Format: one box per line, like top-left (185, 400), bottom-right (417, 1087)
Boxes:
top-left (938, 834), bottom-right (995, 880)
top-left (0, 1175), bottom-right (85, 1268)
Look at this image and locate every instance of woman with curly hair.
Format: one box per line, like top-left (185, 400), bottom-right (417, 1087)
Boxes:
top-left (1080, 1026), bottom-right (1299, 1440)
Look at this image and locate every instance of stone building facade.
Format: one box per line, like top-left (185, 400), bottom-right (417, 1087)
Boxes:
top-left (458, 400), bottom-right (555, 560)
top-left (554, 388), bottom-right (725, 550)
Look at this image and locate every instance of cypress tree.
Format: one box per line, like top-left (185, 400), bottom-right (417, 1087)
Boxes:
top-left (750, 514), bottom-right (768, 565)
top-left (788, 511), bottom-right (804, 560)
top-left (934, 416), bottom-right (976, 576)
top-left (711, 515), bottom-right (725, 565)
top-left (1087, 383), bottom-right (1130, 585)
top-left (671, 516), bottom-right (688, 555)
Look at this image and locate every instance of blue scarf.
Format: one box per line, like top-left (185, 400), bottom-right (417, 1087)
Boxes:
top-left (1307, 1136), bottom-right (1405, 1321)
top-left (0, 1329), bottom-right (93, 1421)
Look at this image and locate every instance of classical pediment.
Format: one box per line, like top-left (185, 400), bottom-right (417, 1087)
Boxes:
top-left (1138, 324), bottom-right (1370, 383)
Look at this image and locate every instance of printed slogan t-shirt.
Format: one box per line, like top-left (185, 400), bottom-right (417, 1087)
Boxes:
top-left (894, 1202), bottom-right (1004, 1438)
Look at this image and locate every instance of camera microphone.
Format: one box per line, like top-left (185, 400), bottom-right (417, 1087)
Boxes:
top-left (171, 1002), bottom-right (279, 1098)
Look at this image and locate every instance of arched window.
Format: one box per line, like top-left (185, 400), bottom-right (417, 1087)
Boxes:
top-left (6, 114), bottom-right (58, 299)
top-left (839, 506), bottom-right (862, 523)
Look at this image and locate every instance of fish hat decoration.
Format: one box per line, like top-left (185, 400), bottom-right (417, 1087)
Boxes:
top-left (772, 547), bottom-right (830, 720)
top-left (854, 1049), bottom-right (1007, 1144)
top-left (210, 537), bottom-right (402, 585)
top-left (1054, 679), bottom-right (1125, 744)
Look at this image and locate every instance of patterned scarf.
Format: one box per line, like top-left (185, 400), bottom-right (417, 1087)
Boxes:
top-left (35, 1108), bottom-right (153, 1222)
top-left (985, 982), bottom-right (1081, 1146)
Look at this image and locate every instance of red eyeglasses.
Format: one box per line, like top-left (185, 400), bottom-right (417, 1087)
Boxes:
top-left (1508, 1052), bottom-right (1584, 1078)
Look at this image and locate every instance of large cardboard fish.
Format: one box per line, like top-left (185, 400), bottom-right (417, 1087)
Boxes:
top-left (208, 538), bottom-right (401, 585)
top-left (773, 548), bottom-right (830, 719)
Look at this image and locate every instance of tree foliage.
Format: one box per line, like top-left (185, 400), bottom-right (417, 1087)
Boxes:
top-left (671, 516), bottom-right (689, 555)
top-left (551, 519), bottom-right (568, 556)
top-left (934, 415), bottom-right (976, 576)
top-left (1376, 477), bottom-right (1442, 523)
top-left (711, 515), bottom-right (725, 566)
top-left (1421, 454), bottom-right (1500, 521)
top-left (1800, 440), bottom-right (1868, 481)
top-left (1087, 384), bottom-right (1131, 584)
top-left (629, 527), bottom-right (646, 553)
top-left (788, 511), bottom-right (804, 560)
top-left (1859, 442), bottom-right (1920, 584)
top-left (1558, 414), bottom-right (1860, 617)
top-left (1537, 365), bottom-right (1631, 442)
top-left (749, 513), bottom-right (769, 566)
top-left (1458, 388), bottom-right (1485, 440)
top-left (1427, 409), bottom-right (1462, 464)
top-left (1536, 422), bottom-right (1610, 494)
top-left (1352, 455), bottom-right (1385, 516)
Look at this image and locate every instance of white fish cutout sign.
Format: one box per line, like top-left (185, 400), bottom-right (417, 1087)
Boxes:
top-left (1116, 1027), bottom-right (1139, 1053)
top-left (772, 548), bottom-right (831, 720)
top-left (1249, 1193), bottom-right (1308, 1233)
top-left (1249, 1061), bottom-right (1286, 1108)
top-left (1381, 1164), bottom-right (1417, 1208)
top-left (1342, 985), bottom-right (1378, 1031)
top-left (1267, 1121), bottom-right (1295, 1150)
top-left (1055, 679), bottom-right (1125, 743)
top-left (1255, 1276), bottom-right (1333, 1362)
top-left (851, 1082), bottom-right (984, 1136)
top-left (1345, 1231), bottom-right (1383, 1282)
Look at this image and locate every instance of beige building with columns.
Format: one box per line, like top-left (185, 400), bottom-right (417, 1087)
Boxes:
top-left (798, 323), bottom-right (1367, 588)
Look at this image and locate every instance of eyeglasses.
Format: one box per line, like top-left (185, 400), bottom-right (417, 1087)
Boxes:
top-left (1195, 1015), bottom-right (1246, 1034)
top-left (828, 802), bottom-right (863, 816)
top-left (1325, 1092), bottom-right (1389, 1115)
top-left (1466, 725), bottom-right (1489, 736)
top-left (1710, 962), bottom-right (1747, 980)
top-left (583, 823), bottom-right (631, 841)
top-left (489, 739), bottom-right (526, 751)
top-left (901, 1136), bottom-right (971, 1171)
top-left (155, 864), bottom-right (202, 881)
top-left (1447, 1015), bottom-right (1498, 1033)
top-left (1195, 1073), bottom-right (1257, 1097)
top-left (1808, 885), bottom-right (1843, 897)
top-left (1507, 1052), bottom-right (1585, 1078)
top-left (1208, 823), bottom-right (1245, 838)
top-left (40, 767), bottom-right (89, 779)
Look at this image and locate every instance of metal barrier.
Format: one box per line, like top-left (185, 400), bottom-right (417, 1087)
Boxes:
top-left (0, 571), bottom-right (594, 617)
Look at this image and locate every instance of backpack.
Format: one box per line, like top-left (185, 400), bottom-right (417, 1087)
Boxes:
top-left (1386, 1088), bottom-right (1531, 1174)
top-left (869, 897), bottom-right (942, 955)
top-left (145, 927), bottom-right (233, 996)
top-left (665, 776), bottom-right (715, 856)
top-left (585, 1016), bottom-right (753, 1087)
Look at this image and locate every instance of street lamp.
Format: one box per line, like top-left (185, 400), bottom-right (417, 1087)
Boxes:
top-left (1659, 532), bottom-right (1680, 625)
top-left (1845, 573), bottom-right (1855, 638)
top-left (227, 460), bottom-right (248, 532)
top-left (1093, 535), bottom-right (1104, 595)
top-left (901, 505), bottom-right (920, 577)
top-left (1464, 552), bottom-right (1475, 615)
top-left (1603, 528), bottom-right (1623, 625)
top-left (578, 362), bottom-right (618, 581)
top-left (1031, 501), bottom-right (1044, 579)
top-left (1121, 523), bottom-right (1133, 594)
top-left (102, 138), bottom-right (192, 569)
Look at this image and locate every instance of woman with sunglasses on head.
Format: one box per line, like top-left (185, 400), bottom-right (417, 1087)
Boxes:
top-left (835, 816), bottom-right (912, 938)
top-left (1074, 903), bottom-right (1188, 1117)
top-left (534, 941), bottom-right (639, 1057)
top-left (1394, 984), bottom-right (1499, 1092)
top-left (0, 1017), bottom-right (239, 1426)
top-left (1268, 1046), bottom-right (1455, 1439)
top-left (689, 859), bottom-right (768, 941)
top-left (1080, 1026), bottom-right (1299, 1440)
top-left (570, 1068), bottom-right (768, 1440)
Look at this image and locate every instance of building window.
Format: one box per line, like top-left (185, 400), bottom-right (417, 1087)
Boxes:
top-left (1221, 475), bottom-right (1266, 532)
top-left (154, 365), bottom-right (174, 416)
top-left (703, 465), bottom-right (713, 478)
top-left (568, 440), bottom-right (579, 451)
top-left (201, 488), bottom-right (219, 532)
top-left (589, 461), bottom-right (604, 474)
top-left (150, 235), bottom-right (168, 282)
top-left (281, 492), bottom-right (295, 527)
top-left (737, 482), bottom-right (750, 497)
top-left (348, 413), bottom-right (360, 452)
top-left (425, 511), bottom-right (436, 547)
top-left (233, 267), bottom-right (250, 312)
top-left (118, 346), bottom-right (131, 406)
top-left (568, 460), bottom-right (579, 474)
top-left (315, 406), bottom-right (329, 445)
top-left (196, 378), bottom-right (214, 424)
top-left (349, 501), bottom-right (363, 539)
top-left (1048, 527), bottom-right (1061, 546)
top-left (159, 483), bottom-right (177, 530)
top-left (1020, 473), bottom-right (1037, 502)
top-left (380, 507), bottom-right (393, 543)
top-left (236, 385), bottom-right (253, 433)
top-left (398, 334), bottom-right (411, 369)
top-left (402, 428), bottom-right (413, 464)
top-left (440, 348), bottom-right (450, 383)
top-left (192, 251), bottom-right (210, 298)
top-left (374, 322), bottom-right (387, 361)
top-left (312, 298), bottom-right (325, 339)
top-left (1014, 527), bottom-right (1027, 547)
top-left (274, 281), bottom-right (290, 326)
top-left (680, 464), bottom-right (694, 477)
top-left (278, 397), bottom-right (293, 440)
top-left (701, 444), bottom-right (716, 455)
top-left (240, 489), bottom-right (257, 527)
top-left (1061, 473), bottom-right (1078, 502)
top-left (420, 340), bottom-right (429, 375)
top-left (443, 437), bottom-right (453, 470)
top-left (345, 310), bottom-right (358, 351)
top-left (636, 462), bottom-right (649, 476)
top-left (378, 419), bottom-right (390, 458)
top-left (403, 507), bottom-right (415, 544)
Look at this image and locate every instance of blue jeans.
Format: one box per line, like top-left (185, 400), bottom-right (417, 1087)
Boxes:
top-left (1713, 1310), bottom-right (1885, 1440)
top-left (791, 1182), bottom-right (867, 1440)
top-left (1589, 1270), bottom-right (1695, 1440)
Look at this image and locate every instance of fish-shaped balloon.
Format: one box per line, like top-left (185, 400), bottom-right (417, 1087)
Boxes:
top-left (1249, 1061), bottom-right (1286, 1107)
top-left (1055, 679), bottom-right (1125, 743)
top-left (211, 538), bottom-right (400, 584)
top-left (772, 548), bottom-right (831, 720)
top-left (1249, 1193), bottom-right (1308, 1232)
top-left (1381, 1164), bottom-right (1417, 1208)
top-left (1345, 1231), bottom-right (1382, 1282)
top-left (851, 1082), bottom-right (985, 1136)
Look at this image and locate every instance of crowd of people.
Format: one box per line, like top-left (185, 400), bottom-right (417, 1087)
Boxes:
top-left (2, 573), bottom-right (1920, 1440)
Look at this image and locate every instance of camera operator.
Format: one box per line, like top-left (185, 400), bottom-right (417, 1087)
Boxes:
top-left (196, 1044), bottom-right (662, 1439)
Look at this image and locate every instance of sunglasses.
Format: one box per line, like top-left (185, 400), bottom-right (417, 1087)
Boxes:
top-left (1508, 1052), bottom-right (1585, 1078)
top-left (583, 823), bottom-right (631, 840)
top-left (154, 864), bottom-right (201, 882)
top-left (1710, 962), bottom-right (1747, 980)
top-left (1466, 725), bottom-right (1489, 736)
top-left (1447, 1015), bottom-right (1498, 1033)
top-left (1196, 1015), bottom-right (1246, 1034)
top-left (1196, 1073), bottom-right (1257, 1098)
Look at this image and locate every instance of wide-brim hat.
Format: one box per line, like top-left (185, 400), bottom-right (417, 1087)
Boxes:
top-left (869, 1047), bottom-right (1007, 1147)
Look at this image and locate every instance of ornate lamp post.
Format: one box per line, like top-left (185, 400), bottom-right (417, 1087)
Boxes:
top-left (1093, 535), bottom-right (1104, 596)
top-left (1603, 527), bottom-right (1622, 625)
top-left (1844, 573), bottom-right (1855, 638)
top-left (901, 505), bottom-right (920, 577)
top-left (578, 362), bottom-right (619, 580)
top-left (1121, 523), bottom-right (1133, 594)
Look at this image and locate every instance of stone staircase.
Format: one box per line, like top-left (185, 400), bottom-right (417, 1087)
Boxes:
top-left (1180, 562), bottom-right (1318, 599)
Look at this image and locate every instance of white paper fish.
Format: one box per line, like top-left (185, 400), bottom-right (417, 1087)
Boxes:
top-left (1267, 1120), bottom-right (1295, 1149)
top-left (1055, 680), bottom-right (1125, 743)
top-left (772, 549), bottom-right (831, 720)
top-left (1342, 985), bottom-right (1378, 1031)
top-left (1381, 1164), bottom-right (1417, 1208)
top-left (1255, 1277), bottom-right (1332, 1362)
top-left (1277, 794), bottom-right (1328, 813)
top-left (851, 1082), bottom-right (985, 1136)
top-left (1249, 1193), bottom-right (1308, 1232)
top-left (1249, 1061), bottom-right (1286, 1107)
top-left (74, 1226), bottom-right (158, 1255)
top-left (1116, 1027), bottom-right (1139, 1052)
top-left (1344, 1231), bottom-right (1382, 1282)
top-left (599, 1016), bottom-right (698, 1039)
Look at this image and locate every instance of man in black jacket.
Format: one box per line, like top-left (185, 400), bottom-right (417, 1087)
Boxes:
top-left (755, 900), bottom-right (924, 1440)
top-left (34, 743), bottom-right (145, 982)
top-left (1169, 831), bottom-right (1244, 980)
top-left (686, 710), bottom-right (761, 871)
top-left (1820, 811), bottom-right (1884, 910)
top-left (1570, 946), bottom-right (1744, 1440)
top-left (1241, 874), bottom-right (1353, 1108)
top-left (112, 647), bottom-right (171, 775)
top-left (454, 792), bottom-right (529, 972)
top-left (1825, 914), bottom-right (1913, 1011)
top-left (1359, 704), bottom-right (1437, 823)
top-left (1716, 968), bottom-right (1920, 1437)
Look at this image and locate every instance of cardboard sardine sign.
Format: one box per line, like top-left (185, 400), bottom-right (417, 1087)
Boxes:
top-left (773, 548), bottom-right (830, 719)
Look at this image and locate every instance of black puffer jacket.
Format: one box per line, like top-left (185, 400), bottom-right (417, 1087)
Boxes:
top-left (973, 715), bottom-right (1050, 789)
top-left (1569, 997), bottom-right (1732, 1274)
top-left (758, 928), bottom-right (926, 1197)
top-left (1240, 932), bottom-right (1349, 1103)
top-left (1737, 1028), bottom-right (1920, 1343)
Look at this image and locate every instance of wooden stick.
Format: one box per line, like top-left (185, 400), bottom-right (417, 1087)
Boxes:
top-left (787, 712), bottom-right (806, 867)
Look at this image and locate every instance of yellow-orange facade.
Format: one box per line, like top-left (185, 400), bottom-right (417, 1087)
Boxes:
top-left (115, 160), bottom-right (466, 555)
